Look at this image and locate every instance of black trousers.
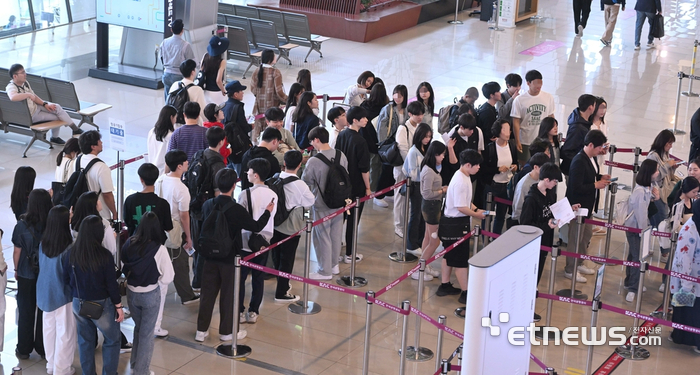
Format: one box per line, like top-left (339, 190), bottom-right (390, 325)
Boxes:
top-left (16, 276), bottom-right (44, 356)
top-left (407, 182), bottom-right (425, 250)
top-left (271, 230), bottom-right (302, 298)
top-left (197, 260), bottom-right (235, 335)
top-left (191, 218), bottom-right (205, 289)
top-left (239, 251), bottom-right (269, 314)
top-left (376, 163), bottom-right (396, 199)
top-left (573, 0), bottom-right (593, 33)
top-left (344, 199), bottom-right (365, 256)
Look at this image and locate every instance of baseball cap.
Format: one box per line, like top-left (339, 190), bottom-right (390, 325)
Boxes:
top-left (225, 80), bottom-right (247, 94)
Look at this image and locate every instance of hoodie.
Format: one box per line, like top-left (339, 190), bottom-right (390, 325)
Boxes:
top-left (121, 239), bottom-right (174, 293)
top-left (519, 183), bottom-right (557, 247)
top-left (560, 108), bottom-right (592, 174)
top-left (240, 145), bottom-right (282, 189)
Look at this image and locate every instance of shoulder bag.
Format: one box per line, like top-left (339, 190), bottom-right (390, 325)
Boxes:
top-left (72, 265), bottom-right (104, 319)
top-left (378, 108), bottom-right (407, 166)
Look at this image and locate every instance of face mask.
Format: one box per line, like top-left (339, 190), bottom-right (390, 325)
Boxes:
top-left (312, 108), bottom-right (319, 116)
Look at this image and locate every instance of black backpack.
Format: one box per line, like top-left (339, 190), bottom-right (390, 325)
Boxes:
top-left (183, 151), bottom-right (224, 214)
top-left (198, 200), bottom-right (236, 260)
top-left (62, 155), bottom-right (103, 208)
top-left (166, 82), bottom-right (194, 124)
top-left (314, 150), bottom-right (352, 209)
top-left (225, 121), bottom-right (252, 164)
top-left (265, 173), bottom-right (299, 226)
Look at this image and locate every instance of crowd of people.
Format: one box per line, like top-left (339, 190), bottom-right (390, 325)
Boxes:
top-left (2, 12), bottom-right (700, 371)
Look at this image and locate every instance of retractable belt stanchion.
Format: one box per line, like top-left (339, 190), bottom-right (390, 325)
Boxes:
top-left (597, 145), bottom-right (617, 219)
top-left (631, 147), bottom-right (641, 191)
top-left (447, 0), bottom-right (463, 24)
top-left (435, 315), bottom-right (446, 373)
top-left (440, 359), bottom-right (449, 374)
top-left (596, 182), bottom-right (619, 264)
top-left (362, 291), bottom-right (375, 375)
top-left (539, 245), bottom-right (560, 340)
top-left (338, 198), bottom-right (368, 287)
top-left (390, 177), bottom-right (418, 262)
top-left (546, 368), bottom-right (556, 375)
top-left (585, 296), bottom-right (602, 375)
top-left (399, 300), bottom-right (411, 375)
top-left (484, 192), bottom-right (493, 244)
top-left (489, 0), bottom-right (503, 31)
top-left (290, 219), bottom-right (322, 314)
top-left (457, 343), bottom-right (463, 366)
top-left (615, 261), bottom-right (651, 360)
top-left (652, 231), bottom-right (679, 319)
top-left (671, 71), bottom-right (688, 135)
top-left (12, 367), bottom-right (21, 375)
top-left (473, 224), bottom-right (481, 257)
top-left (321, 94), bottom-right (329, 124)
top-left (403, 259), bottom-right (434, 361)
top-left (682, 40), bottom-right (699, 97)
top-left (556, 215), bottom-right (587, 300)
top-left (216, 255), bottom-right (252, 358)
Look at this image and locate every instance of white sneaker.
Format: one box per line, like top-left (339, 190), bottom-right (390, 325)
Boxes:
top-left (344, 254), bottom-right (363, 264)
top-left (374, 198), bottom-right (389, 207)
top-left (426, 265), bottom-right (441, 277)
top-left (659, 283), bottom-right (666, 293)
top-left (154, 327), bottom-right (169, 337)
top-left (247, 312), bottom-right (259, 323)
top-left (239, 312), bottom-right (247, 323)
top-left (411, 271), bottom-right (434, 281)
top-left (331, 264), bottom-right (340, 275)
top-left (577, 265), bottom-right (596, 275)
top-left (237, 330), bottom-right (247, 340)
top-left (647, 43), bottom-right (655, 49)
top-left (406, 248), bottom-right (423, 257)
top-left (624, 285), bottom-right (647, 292)
top-left (309, 272), bottom-right (332, 280)
top-left (577, 24), bottom-right (584, 36)
top-left (634, 45), bottom-right (641, 50)
top-left (564, 271), bottom-right (587, 283)
top-left (395, 228), bottom-right (404, 238)
top-left (220, 334), bottom-right (232, 341)
top-left (48, 367), bottom-right (76, 375)
top-left (625, 291), bottom-right (636, 302)
top-left (195, 330), bottom-right (209, 342)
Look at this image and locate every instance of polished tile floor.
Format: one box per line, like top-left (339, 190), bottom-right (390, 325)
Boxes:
top-left (1, 0), bottom-right (700, 373)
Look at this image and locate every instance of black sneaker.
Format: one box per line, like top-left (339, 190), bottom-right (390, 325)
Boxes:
top-left (50, 137), bottom-right (66, 145)
top-left (182, 295), bottom-right (200, 305)
top-left (274, 293), bottom-right (300, 302)
top-left (458, 290), bottom-right (467, 304)
top-left (120, 342), bottom-right (133, 354)
top-left (72, 128), bottom-right (84, 135)
top-left (15, 349), bottom-right (29, 359)
top-left (436, 282), bottom-right (461, 296)
top-left (534, 313), bottom-right (541, 322)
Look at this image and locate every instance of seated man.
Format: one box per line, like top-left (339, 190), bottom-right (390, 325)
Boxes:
top-left (6, 63), bottom-right (83, 144)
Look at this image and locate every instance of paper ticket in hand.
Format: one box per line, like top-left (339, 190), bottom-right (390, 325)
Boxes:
top-left (550, 198), bottom-right (575, 228)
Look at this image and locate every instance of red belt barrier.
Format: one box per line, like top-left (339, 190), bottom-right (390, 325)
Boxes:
top-left (326, 96), bottom-right (344, 101)
top-left (411, 306), bottom-right (464, 340)
top-left (493, 196), bottom-right (513, 206)
top-left (649, 264), bottom-right (700, 284)
top-left (614, 148), bottom-right (636, 153)
top-left (603, 160), bottom-right (634, 170)
top-left (432, 365), bottom-right (463, 375)
top-left (539, 292), bottom-right (593, 307)
top-left (241, 226), bottom-right (306, 262)
top-left (109, 153), bottom-right (148, 170)
top-left (359, 179), bottom-right (407, 203)
top-left (584, 219), bottom-right (642, 234)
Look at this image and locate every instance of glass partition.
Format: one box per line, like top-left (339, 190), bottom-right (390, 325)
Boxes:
top-left (31, 0), bottom-right (68, 29)
top-left (68, 0), bottom-right (95, 22)
top-left (0, 0), bottom-right (33, 38)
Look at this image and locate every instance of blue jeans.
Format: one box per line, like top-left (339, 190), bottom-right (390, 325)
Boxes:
top-left (72, 298), bottom-right (121, 375)
top-left (635, 11), bottom-right (656, 46)
top-left (162, 73), bottom-right (183, 102)
top-left (127, 287), bottom-right (161, 375)
top-left (625, 231), bottom-right (641, 292)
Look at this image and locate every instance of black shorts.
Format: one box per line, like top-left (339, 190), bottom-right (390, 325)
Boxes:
top-left (439, 215), bottom-right (471, 268)
top-left (422, 199), bottom-right (442, 225)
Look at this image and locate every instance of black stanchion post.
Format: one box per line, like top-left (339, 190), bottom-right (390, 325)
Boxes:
top-left (362, 291), bottom-right (375, 375)
top-left (118, 159), bottom-right (125, 222)
top-left (473, 224), bottom-right (481, 257)
top-left (615, 261), bottom-right (651, 360)
top-left (484, 192), bottom-right (493, 244)
top-left (216, 255), bottom-right (252, 358)
top-left (435, 315), bottom-right (446, 373)
top-left (390, 178), bottom-right (418, 263)
top-left (290, 219), bottom-right (321, 314)
top-left (338, 198), bottom-right (368, 288)
top-left (585, 297), bottom-right (602, 374)
top-left (440, 359), bottom-right (449, 374)
top-left (597, 182), bottom-right (619, 264)
top-left (556, 215), bottom-right (587, 300)
top-left (404, 259), bottom-right (433, 361)
top-left (399, 300), bottom-right (411, 375)
top-left (632, 147), bottom-right (641, 190)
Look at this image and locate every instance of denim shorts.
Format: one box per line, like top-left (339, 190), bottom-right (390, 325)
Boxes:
top-left (422, 199), bottom-right (442, 225)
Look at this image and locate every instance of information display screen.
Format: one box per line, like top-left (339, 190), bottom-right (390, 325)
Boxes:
top-left (97, 0), bottom-right (165, 33)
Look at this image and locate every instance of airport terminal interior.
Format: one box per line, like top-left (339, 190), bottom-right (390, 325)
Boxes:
top-left (1, 0), bottom-right (700, 373)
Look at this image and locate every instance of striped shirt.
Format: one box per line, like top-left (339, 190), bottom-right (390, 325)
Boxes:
top-left (167, 124), bottom-right (208, 161)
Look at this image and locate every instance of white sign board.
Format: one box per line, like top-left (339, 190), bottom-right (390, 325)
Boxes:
top-left (498, 0), bottom-right (516, 28)
top-left (109, 118), bottom-right (126, 152)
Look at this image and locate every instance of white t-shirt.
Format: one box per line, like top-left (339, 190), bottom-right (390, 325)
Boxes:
top-left (147, 128), bottom-right (173, 175)
top-left (278, 171), bottom-right (315, 210)
top-left (510, 90), bottom-right (555, 145)
top-left (284, 106), bottom-right (297, 132)
top-left (344, 84), bottom-right (367, 107)
top-left (169, 78), bottom-right (206, 124)
top-left (328, 126), bottom-right (345, 149)
top-left (55, 156), bottom-right (76, 183)
top-left (74, 154), bottom-right (114, 221)
top-left (238, 184), bottom-right (278, 251)
top-left (156, 174), bottom-right (190, 223)
top-left (493, 141), bottom-right (513, 183)
top-left (445, 169), bottom-right (472, 218)
top-left (590, 157), bottom-right (599, 174)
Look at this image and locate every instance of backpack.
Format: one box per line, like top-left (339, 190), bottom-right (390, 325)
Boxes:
top-left (166, 82), bottom-right (194, 124)
top-left (198, 200), bottom-right (236, 260)
top-left (183, 151), bottom-right (224, 214)
top-left (437, 98), bottom-right (460, 134)
top-left (614, 198), bottom-right (632, 225)
top-left (62, 155), bottom-right (103, 208)
top-left (225, 121), bottom-right (252, 164)
top-left (265, 173), bottom-right (300, 226)
top-left (314, 150), bottom-right (353, 209)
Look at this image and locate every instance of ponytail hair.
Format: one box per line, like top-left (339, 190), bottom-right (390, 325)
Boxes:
top-left (55, 138), bottom-right (80, 166)
top-left (257, 49), bottom-right (275, 88)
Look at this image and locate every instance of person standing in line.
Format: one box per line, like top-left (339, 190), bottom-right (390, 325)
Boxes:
top-left (360, 83), bottom-right (387, 198)
top-left (375, 85), bottom-right (408, 211)
top-left (199, 36), bottom-right (229, 104)
top-left (222, 80), bottom-right (252, 175)
top-left (10, 166), bottom-right (36, 221)
top-left (147, 105), bottom-right (178, 175)
top-left (442, 114), bottom-right (482, 186)
top-left (168, 60), bottom-right (207, 124)
top-left (480, 120), bottom-right (519, 235)
top-left (327, 106), bottom-right (347, 149)
top-left (560, 94), bottom-right (597, 176)
top-left (270, 151), bottom-right (315, 301)
top-left (296, 69), bottom-right (312, 92)
top-left (335, 106), bottom-right (372, 263)
top-left (647, 130), bottom-right (680, 261)
top-left (477, 82), bottom-right (502, 143)
top-left (121, 212), bottom-right (175, 374)
top-left (38, 206), bottom-right (77, 375)
top-left (302, 126), bottom-right (349, 279)
top-left (160, 19), bottom-right (195, 102)
top-left (537, 117), bottom-right (560, 166)
top-left (283, 83), bottom-right (305, 133)
top-left (511, 153), bottom-right (550, 227)
top-left (62, 215), bottom-right (124, 375)
top-left (292, 91), bottom-right (321, 150)
top-left (344, 71), bottom-right (375, 107)
top-left (240, 127), bottom-right (282, 189)
top-left (416, 82), bottom-right (435, 128)
top-left (54, 139), bottom-right (81, 184)
top-left (564, 130), bottom-right (611, 283)
top-left (510, 70), bottom-right (556, 164)
top-left (573, 0), bottom-right (594, 36)
top-left (12, 189), bottom-right (52, 359)
top-left (250, 50), bottom-right (287, 143)
top-left (167, 102), bottom-right (209, 161)
top-left (203, 103), bottom-right (231, 162)
top-left (498, 73), bottom-right (522, 113)
top-left (634, 0), bottom-right (661, 50)
top-left (75, 130), bottom-right (117, 221)
top-left (6, 63), bottom-right (83, 144)
top-left (263, 107), bottom-right (301, 168)
top-left (123, 163), bottom-right (174, 238)
top-left (418, 141), bottom-right (448, 280)
top-left (600, 0), bottom-right (626, 46)
top-left (402, 123), bottom-right (433, 259)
